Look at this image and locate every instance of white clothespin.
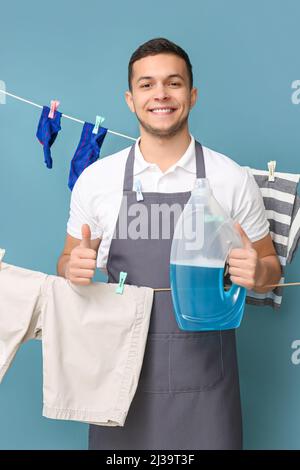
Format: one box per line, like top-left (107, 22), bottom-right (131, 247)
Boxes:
top-left (92, 115), bottom-right (105, 134)
top-left (0, 248), bottom-right (6, 270)
top-left (268, 160), bottom-right (276, 182)
top-left (0, 80), bottom-right (6, 104)
top-left (134, 179), bottom-right (144, 201)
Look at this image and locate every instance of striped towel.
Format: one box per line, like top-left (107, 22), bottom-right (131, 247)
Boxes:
top-left (245, 167), bottom-right (300, 309)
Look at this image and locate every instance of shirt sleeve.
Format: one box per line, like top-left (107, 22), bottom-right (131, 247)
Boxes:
top-left (287, 194), bottom-right (300, 264)
top-left (66, 172), bottom-right (101, 240)
top-left (232, 167), bottom-right (270, 243)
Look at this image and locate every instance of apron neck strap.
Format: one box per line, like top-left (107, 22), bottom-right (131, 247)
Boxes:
top-left (123, 139), bottom-right (206, 192)
top-left (195, 140), bottom-right (206, 179)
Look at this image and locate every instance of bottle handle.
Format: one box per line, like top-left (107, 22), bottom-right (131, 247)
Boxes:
top-left (223, 279), bottom-right (240, 300)
top-left (223, 232), bottom-right (245, 299)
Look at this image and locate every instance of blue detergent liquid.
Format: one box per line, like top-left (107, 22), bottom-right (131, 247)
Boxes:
top-left (170, 263), bottom-right (246, 331)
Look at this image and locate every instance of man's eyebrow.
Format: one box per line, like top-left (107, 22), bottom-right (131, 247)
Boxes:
top-left (136, 74), bottom-right (185, 83)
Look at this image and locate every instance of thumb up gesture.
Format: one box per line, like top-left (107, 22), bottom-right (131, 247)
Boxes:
top-left (66, 224), bottom-right (97, 285)
top-left (80, 223), bottom-right (92, 249)
top-left (227, 222), bottom-right (258, 290)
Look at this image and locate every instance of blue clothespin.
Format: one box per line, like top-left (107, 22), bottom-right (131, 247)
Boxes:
top-left (116, 271), bottom-right (128, 294)
top-left (134, 179), bottom-right (144, 201)
top-left (92, 115), bottom-right (105, 134)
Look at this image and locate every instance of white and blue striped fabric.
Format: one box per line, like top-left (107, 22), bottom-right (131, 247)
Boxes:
top-left (245, 167), bottom-right (300, 309)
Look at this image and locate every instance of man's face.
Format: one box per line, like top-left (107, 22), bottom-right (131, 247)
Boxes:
top-left (125, 53), bottom-right (197, 138)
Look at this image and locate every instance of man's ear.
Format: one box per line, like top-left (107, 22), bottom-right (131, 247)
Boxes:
top-left (190, 87), bottom-right (198, 109)
top-left (125, 91), bottom-right (135, 113)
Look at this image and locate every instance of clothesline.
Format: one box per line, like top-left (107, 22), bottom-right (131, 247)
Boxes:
top-left (153, 282), bottom-right (300, 290)
top-left (0, 89), bottom-right (137, 142)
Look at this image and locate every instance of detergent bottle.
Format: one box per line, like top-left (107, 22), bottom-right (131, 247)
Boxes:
top-left (170, 178), bottom-right (246, 331)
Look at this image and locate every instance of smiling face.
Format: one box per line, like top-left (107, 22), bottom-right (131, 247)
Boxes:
top-left (125, 53), bottom-right (198, 138)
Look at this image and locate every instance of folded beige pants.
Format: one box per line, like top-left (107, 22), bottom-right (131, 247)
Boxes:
top-left (0, 260), bottom-right (154, 427)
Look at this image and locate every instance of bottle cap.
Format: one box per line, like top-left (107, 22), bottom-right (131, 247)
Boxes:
top-left (193, 178), bottom-right (211, 196)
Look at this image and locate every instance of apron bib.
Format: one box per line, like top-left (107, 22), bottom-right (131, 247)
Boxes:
top-left (88, 141), bottom-right (243, 450)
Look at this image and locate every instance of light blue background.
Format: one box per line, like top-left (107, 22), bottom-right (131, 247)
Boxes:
top-left (0, 0), bottom-right (300, 450)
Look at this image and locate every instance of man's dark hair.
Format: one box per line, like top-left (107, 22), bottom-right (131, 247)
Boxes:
top-left (128, 37), bottom-right (193, 92)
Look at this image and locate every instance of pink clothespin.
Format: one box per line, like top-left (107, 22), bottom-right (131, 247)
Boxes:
top-left (48, 100), bottom-right (60, 119)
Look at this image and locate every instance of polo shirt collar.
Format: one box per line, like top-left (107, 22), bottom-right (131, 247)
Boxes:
top-left (133, 134), bottom-right (196, 176)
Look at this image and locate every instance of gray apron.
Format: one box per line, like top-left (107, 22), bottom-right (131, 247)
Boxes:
top-left (88, 140), bottom-right (243, 450)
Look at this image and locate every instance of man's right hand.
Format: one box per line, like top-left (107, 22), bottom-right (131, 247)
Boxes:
top-left (65, 224), bottom-right (97, 285)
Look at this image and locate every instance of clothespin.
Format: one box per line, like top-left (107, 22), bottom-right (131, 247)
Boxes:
top-left (134, 179), bottom-right (144, 201)
top-left (92, 115), bottom-right (105, 134)
top-left (116, 271), bottom-right (127, 294)
top-left (0, 80), bottom-right (6, 105)
top-left (48, 100), bottom-right (60, 119)
top-left (0, 248), bottom-right (6, 270)
top-left (268, 160), bottom-right (276, 182)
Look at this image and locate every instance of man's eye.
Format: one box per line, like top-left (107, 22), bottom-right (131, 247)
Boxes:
top-left (140, 82), bottom-right (180, 88)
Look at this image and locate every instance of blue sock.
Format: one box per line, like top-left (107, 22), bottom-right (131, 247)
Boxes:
top-left (36, 106), bottom-right (62, 169)
top-left (68, 122), bottom-right (107, 191)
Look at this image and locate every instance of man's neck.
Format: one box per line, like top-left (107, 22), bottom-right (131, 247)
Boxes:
top-left (138, 129), bottom-right (192, 173)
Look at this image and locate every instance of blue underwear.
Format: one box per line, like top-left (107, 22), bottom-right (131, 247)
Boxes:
top-left (36, 106), bottom-right (62, 169)
top-left (68, 122), bottom-right (108, 191)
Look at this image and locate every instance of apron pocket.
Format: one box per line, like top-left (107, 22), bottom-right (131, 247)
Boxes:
top-left (138, 334), bottom-right (170, 393)
top-left (169, 332), bottom-right (224, 392)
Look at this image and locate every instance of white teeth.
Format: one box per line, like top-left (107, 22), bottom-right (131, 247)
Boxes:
top-left (151, 108), bottom-right (174, 113)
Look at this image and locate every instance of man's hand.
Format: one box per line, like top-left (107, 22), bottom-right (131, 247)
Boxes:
top-left (227, 222), bottom-right (262, 290)
top-left (65, 224), bottom-right (97, 285)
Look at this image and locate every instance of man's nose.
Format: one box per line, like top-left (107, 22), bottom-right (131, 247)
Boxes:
top-left (154, 84), bottom-right (170, 101)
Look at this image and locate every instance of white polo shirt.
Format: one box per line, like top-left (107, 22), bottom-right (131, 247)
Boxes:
top-left (67, 134), bottom-right (270, 273)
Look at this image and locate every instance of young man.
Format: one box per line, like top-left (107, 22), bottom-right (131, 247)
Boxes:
top-left (57, 38), bottom-right (281, 450)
